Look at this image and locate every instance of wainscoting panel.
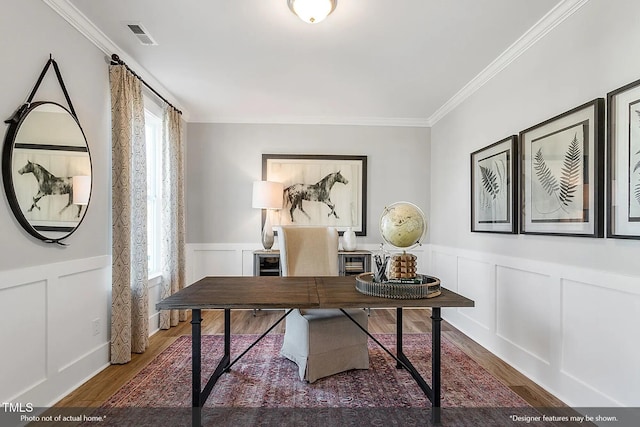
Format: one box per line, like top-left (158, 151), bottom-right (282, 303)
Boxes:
top-left (457, 257), bottom-right (494, 331)
top-left (430, 250), bottom-right (458, 293)
top-left (0, 256), bottom-right (111, 406)
top-left (561, 279), bottom-right (640, 406)
top-left (186, 244), bottom-right (257, 284)
top-left (428, 245), bottom-right (640, 408)
top-left (496, 266), bottom-right (552, 365)
top-left (50, 266), bottom-right (110, 374)
top-left (0, 280), bottom-right (47, 403)
top-left (148, 275), bottom-right (163, 335)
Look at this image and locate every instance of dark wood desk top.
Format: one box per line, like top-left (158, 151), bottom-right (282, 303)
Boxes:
top-left (315, 276), bottom-right (474, 308)
top-left (156, 276), bottom-right (319, 310)
top-left (157, 276), bottom-right (474, 310)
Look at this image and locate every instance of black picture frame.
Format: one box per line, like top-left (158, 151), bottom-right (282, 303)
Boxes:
top-left (519, 98), bottom-right (604, 237)
top-left (470, 135), bottom-right (518, 234)
top-left (607, 78), bottom-right (640, 239)
top-left (262, 154), bottom-right (367, 235)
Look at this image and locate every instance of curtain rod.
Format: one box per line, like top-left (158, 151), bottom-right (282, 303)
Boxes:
top-left (110, 54), bottom-right (182, 115)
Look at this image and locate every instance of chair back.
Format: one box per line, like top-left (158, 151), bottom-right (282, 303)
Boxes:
top-left (276, 226), bottom-right (339, 277)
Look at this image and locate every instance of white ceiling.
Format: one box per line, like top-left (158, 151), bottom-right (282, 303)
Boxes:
top-left (56, 0), bottom-right (565, 125)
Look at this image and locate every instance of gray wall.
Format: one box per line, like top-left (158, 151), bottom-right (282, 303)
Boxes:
top-left (1, 0), bottom-right (111, 407)
top-left (186, 123), bottom-right (430, 245)
top-left (430, 0), bottom-right (639, 277)
top-left (1, 0), bottom-right (110, 270)
top-left (428, 2), bottom-right (640, 407)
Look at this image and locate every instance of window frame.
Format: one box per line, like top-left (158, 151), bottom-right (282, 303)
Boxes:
top-left (144, 96), bottom-right (163, 280)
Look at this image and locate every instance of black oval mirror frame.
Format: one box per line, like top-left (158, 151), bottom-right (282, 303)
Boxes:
top-left (2, 101), bottom-right (92, 244)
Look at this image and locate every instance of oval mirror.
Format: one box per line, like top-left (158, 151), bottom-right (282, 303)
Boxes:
top-left (2, 101), bottom-right (92, 243)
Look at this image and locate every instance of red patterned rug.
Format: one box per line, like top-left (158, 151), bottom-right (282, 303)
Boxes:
top-left (83, 334), bottom-right (565, 426)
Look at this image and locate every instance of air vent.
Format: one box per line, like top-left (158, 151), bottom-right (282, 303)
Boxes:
top-left (125, 22), bottom-right (157, 46)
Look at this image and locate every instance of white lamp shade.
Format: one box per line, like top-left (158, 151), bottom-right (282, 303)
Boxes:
top-left (72, 176), bottom-right (91, 205)
top-left (252, 181), bottom-right (284, 209)
top-left (288, 0), bottom-right (336, 24)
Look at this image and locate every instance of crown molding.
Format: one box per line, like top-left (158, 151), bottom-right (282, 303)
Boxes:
top-left (42, 0), bottom-right (188, 119)
top-left (427, 0), bottom-right (590, 126)
top-left (190, 115), bottom-right (431, 128)
top-left (44, 0), bottom-right (587, 128)
top-left (43, 0), bottom-right (113, 55)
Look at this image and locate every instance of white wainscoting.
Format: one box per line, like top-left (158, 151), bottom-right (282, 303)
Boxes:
top-left (429, 244), bottom-right (640, 408)
top-left (185, 243), bottom-right (429, 285)
top-left (0, 255), bottom-right (111, 406)
top-left (186, 244), bottom-right (263, 283)
top-left (148, 274), bottom-right (163, 336)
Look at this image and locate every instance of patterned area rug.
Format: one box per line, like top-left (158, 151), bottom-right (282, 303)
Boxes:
top-left (93, 334), bottom-right (549, 426)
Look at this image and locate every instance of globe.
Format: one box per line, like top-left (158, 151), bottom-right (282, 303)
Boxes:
top-left (379, 202), bottom-right (427, 249)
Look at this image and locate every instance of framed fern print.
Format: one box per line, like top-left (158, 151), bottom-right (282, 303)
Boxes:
top-left (520, 99), bottom-right (604, 237)
top-left (470, 136), bottom-right (517, 233)
top-left (607, 78), bottom-right (640, 239)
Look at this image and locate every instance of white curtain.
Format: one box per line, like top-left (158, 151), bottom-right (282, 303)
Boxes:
top-left (159, 105), bottom-right (187, 328)
top-left (109, 64), bottom-right (149, 364)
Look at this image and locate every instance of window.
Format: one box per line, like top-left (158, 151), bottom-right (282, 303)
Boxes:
top-left (145, 105), bottom-right (162, 277)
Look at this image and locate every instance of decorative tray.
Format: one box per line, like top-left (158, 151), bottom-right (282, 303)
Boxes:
top-left (355, 273), bottom-right (441, 299)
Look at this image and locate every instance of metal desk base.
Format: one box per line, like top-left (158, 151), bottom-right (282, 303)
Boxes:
top-left (189, 307), bottom-right (443, 426)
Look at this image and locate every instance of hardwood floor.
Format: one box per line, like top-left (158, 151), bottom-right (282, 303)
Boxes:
top-left (56, 308), bottom-right (567, 409)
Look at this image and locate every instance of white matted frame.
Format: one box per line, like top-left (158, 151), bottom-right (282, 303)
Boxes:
top-left (520, 99), bottom-right (604, 237)
top-left (470, 136), bottom-right (518, 233)
top-left (262, 154), bottom-right (367, 235)
top-left (607, 78), bottom-right (640, 239)
top-left (12, 143), bottom-right (90, 232)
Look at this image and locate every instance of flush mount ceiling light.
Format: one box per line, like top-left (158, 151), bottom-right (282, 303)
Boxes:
top-left (288, 0), bottom-right (337, 24)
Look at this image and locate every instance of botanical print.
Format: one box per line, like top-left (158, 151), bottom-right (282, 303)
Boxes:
top-left (630, 103), bottom-right (640, 220)
top-left (530, 122), bottom-right (588, 223)
top-left (477, 150), bottom-right (510, 223)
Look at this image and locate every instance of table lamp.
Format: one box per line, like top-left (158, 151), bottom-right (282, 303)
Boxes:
top-left (252, 181), bottom-right (284, 250)
top-left (72, 175), bottom-right (91, 205)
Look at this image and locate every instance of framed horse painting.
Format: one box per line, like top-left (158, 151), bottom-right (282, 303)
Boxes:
top-left (11, 144), bottom-right (90, 232)
top-left (262, 154), bottom-right (367, 235)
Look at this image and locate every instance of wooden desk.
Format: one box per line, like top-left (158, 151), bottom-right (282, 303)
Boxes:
top-left (157, 276), bottom-right (474, 426)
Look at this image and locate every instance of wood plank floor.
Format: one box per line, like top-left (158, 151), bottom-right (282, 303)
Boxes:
top-left (56, 308), bottom-right (567, 409)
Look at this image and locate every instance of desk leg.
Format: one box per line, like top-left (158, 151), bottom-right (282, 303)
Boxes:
top-left (224, 309), bottom-right (231, 371)
top-left (191, 309), bottom-right (202, 427)
top-left (431, 307), bottom-right (442, 425)
top-left (396, 307), bottom-right (403, 368)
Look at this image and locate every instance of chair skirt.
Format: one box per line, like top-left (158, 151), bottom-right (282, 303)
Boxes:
top-left (280, 308), bottom-right (369, 383)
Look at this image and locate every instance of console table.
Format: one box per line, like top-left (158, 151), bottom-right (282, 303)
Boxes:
top-left (253, 249), bottom-right (371, 276)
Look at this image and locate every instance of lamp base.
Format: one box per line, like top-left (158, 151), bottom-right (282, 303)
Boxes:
top-left (261, 228), bottom-right (274, 250)
top-left (261, 213), bottom-right (274, 250)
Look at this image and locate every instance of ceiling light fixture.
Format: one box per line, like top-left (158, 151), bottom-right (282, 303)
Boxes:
top-left (288, 0), bottom-right (337, 24)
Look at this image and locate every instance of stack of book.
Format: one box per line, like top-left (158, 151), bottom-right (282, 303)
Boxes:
top-left (344, 260), bottom-right (364, 273)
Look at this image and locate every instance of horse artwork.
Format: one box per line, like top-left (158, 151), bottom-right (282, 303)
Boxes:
top-left (17, 160), bottom-right (81, 218)
top-left (283, 171), bottom-right (348, 222)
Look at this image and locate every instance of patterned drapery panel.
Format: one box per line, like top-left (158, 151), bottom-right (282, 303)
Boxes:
top-left (110, 65), bottom-right (149, 364)
top-left (160, 106), bottom-right (187, 328)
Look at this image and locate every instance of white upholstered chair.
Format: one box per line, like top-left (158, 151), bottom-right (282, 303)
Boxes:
top-left (276, 226), bottom-right (369, 383)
